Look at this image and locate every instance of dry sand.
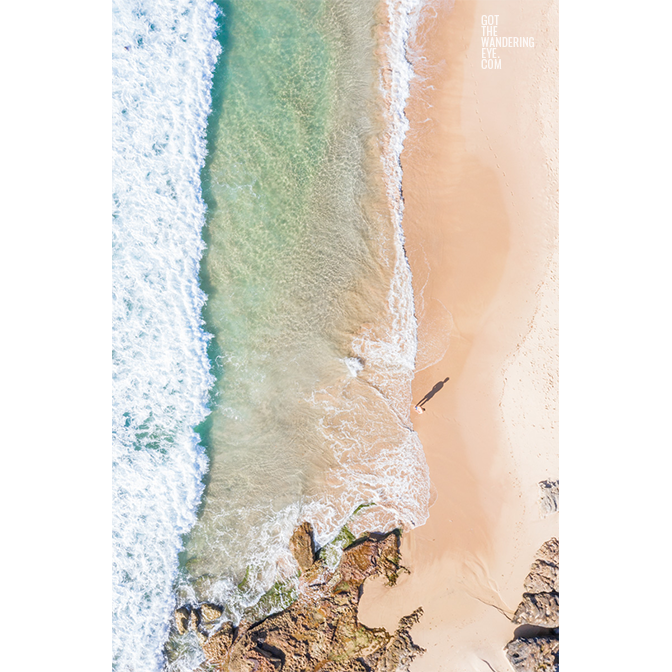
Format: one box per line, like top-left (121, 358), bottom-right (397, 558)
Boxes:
top-left (359, 1), bottom-right (558, 670)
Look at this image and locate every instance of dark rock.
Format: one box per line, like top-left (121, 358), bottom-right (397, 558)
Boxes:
top-left (513, 592), bottom-right (559, 628)
top-left (536, 538), bottom-right (558, 565)
top-left (523, 537), bottom-right (558, 595)
top-left (505, 636), bottom-right (559, 672)
top-left (371, 608), bottom-right (426, 672)
top-left (523, 558), bottom-right (558, 594)
top-left (506, 537), bottom-right (559, 670)
top-left (289, 521), bottom-right (318, 572)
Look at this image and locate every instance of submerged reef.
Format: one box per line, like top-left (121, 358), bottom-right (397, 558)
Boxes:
top-left (170, 524), bottom-right (424, 671)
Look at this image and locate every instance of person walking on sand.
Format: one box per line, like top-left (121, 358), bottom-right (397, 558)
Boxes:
top-left (414, 405), bottom-right (424, 414)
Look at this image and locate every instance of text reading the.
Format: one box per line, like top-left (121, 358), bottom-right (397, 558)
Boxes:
top-left (480, 15), bottom-right (535, 69)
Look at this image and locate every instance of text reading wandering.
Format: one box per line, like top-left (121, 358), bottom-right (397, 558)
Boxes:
top-left (481, 15), bottom-right (534, 70)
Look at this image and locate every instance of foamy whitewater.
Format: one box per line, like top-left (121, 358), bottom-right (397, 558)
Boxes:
top-left (315, 0), bottom-right (431, 536)
top-left (308, 0), bottom-right (430, 540)
top-left (112, 1), bottom-right (220, 669)
top-left (112, 1), bottom-right (428, 670)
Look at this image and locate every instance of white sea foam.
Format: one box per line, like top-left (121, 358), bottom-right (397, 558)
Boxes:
top-left (186, 0), bottom-right (432, 607)
top-left (324, 0), bottom-right (433, 539)
top-left (112, 1), bottom-right (220, 670)
top-left (344, 356), bottom-right (365, 377)
top-left (382, 0), bottom-right (424, 226)
top-left (112, 0), bottom-right (431, 666)
top-left (264, 0), bottom-right (433, 566)
top-left (330, 0), bottom-right (431, 535)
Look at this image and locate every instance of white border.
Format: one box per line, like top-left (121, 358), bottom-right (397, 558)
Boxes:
top-left (0, 1), bottom-right (109, 668)
top-left (562, 1), bottom-right (672, 669)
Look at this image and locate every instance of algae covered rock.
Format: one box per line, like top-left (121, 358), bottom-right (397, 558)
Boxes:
top-left (180, 524), bottom-right (424, 672)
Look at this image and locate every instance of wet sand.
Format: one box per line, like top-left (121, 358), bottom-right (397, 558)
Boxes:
top-left (359, 1), bottom-right (559, 669)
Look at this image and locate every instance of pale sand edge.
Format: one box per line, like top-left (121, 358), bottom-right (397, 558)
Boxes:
top-left (358, 2), bottom-right (559, 670)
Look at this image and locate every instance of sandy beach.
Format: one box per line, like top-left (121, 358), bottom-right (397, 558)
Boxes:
top-left (359, 1), bottom-right (559, 669)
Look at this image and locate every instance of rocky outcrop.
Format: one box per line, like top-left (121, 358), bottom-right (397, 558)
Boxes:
top-left (514, 537), bottom-right (559, 627)
top-left (375, 609), bottom-right (426, 672)
top-left (505, 636), bottom-right (559, 672)
top-left (200, 603), bottom-right (225, 630)
top-left (505, 537), bottom-right (559, 671)
top-left (512, 592), bottom-right (559, 629)
top-left (173, 524), bottom-right (425, 672)
top-left (289, 522), bottom-right (318, 572)
top-left (174, 606), bottom-right (190, 635)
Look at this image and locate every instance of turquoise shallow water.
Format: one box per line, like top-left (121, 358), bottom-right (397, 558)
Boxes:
top-left (112, 0), bottom-right (428, 669)
top-left (176, 0), bottom-right (428, 631)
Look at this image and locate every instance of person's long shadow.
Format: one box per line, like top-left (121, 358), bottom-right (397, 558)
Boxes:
top-left (416, 377), bottom-right (450, 409)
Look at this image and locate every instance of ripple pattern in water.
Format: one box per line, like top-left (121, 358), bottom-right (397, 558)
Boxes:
top-left (177, 0), bottom-right (430, 622)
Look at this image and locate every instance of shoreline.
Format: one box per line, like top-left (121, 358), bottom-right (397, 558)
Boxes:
top-left (359, 1), bottom-right (559, 669)
top-left (341, 0), bottom-right (432, 541)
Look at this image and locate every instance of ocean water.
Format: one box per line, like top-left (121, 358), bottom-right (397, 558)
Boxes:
top-left (112, 1), bottom-right (220, 669)
top-left (112, 1), bottom-right (427, 670)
